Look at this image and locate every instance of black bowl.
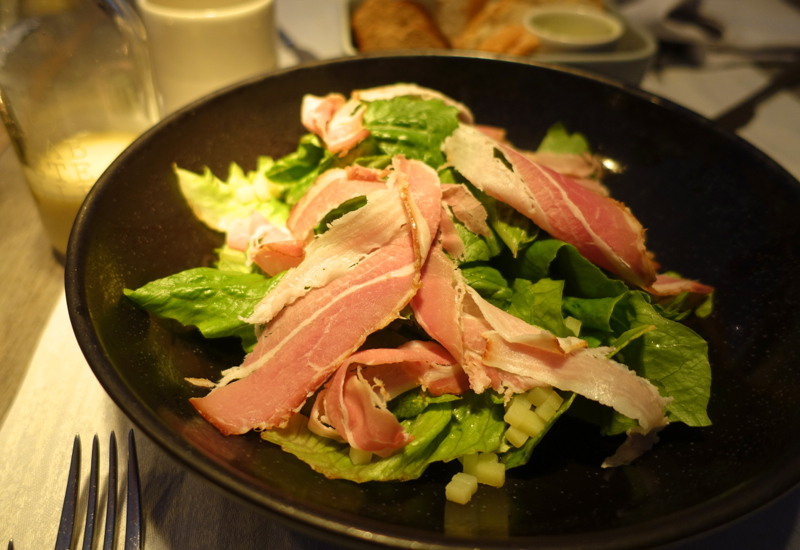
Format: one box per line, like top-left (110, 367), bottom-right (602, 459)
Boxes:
top-left (65, 53), bottom-right (800, 549)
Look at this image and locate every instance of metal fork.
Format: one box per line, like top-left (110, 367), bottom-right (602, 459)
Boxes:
top-left (40, 430), bottom-right (142, 550)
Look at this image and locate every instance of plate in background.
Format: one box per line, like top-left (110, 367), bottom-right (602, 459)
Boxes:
top-left (342, 0), bottom-right (657, 85)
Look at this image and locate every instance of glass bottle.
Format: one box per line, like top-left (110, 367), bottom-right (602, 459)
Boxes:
top-left (0, 0), bottom-right (161, 260)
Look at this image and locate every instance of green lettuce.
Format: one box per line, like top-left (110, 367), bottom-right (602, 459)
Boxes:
top-left (261, 390), bottom-right (506, 483)
top-left (175, 161), bottom-right (290, 232)
top-left (362, 96), bottom-right (460, 169)
top-left (537, 122), bottom-right (591, 155)
top-left (124, 268), bottom-right (282, 352)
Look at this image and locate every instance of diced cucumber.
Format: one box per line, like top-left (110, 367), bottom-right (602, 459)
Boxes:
top-left (446, 473), bottom-right (479, 504)
top-left (462, 453), bottom-right (479, 476)
top-left (518, 409), bottom-right (546, 437)
top-left (505, 425), bottom-right (529, 448)
top-left (475, 453), bottom-right (505, 487)
top-left (527, 386), bottom-right (552, 407)
top-left (503, 394), bottom-right (531, 427)
top-left (544, 391), bottom-right (564, 409)
top-left (349, 446), bottom-right (373, 465)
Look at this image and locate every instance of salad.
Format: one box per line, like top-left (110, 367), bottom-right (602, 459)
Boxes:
top-left (125, 83), bottom-right (713, 504)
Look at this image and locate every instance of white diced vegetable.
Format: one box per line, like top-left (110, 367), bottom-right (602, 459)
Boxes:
top-left (544, 391), bottom-right (564, 409)
top-left (526, 386), bottom-right (552, 407)
top-left (475, 453), bottom-right (505, 488)
top-left (462, 453), bottom-right (479, 476)
top-left (446, 473), bottom-right (479, 504)
top-left (349, 446), bottom-right (373, 465)
top-left (518, 409), bottom-right (546, 437)
top-left (535, 389), bottom-right (564, 421)
top-left (503, 394), bottom-right (531, 427)
top-left (505, 425), bottom-right (529, 447)
top-left (536, 402), bottom-right (558, 421)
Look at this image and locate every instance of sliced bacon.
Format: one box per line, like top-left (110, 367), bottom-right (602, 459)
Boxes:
top-left (411, 242), bottom-right (465, 365)
top-left (324, 97), bottom-right (371, 155)
top-left (523, 151), bottom-right (609, 197)
top-left (310, 341), bottom-right (467, 457)
top-left (190, 157), bottom-right (443, 435)
top-left (441, 183), bottom-right (490, 237)
top-left (475, 124), bottom-right (506, 142)
top-left (443, 124), bottom-right (657, 289)
top-left (225, 210), bottom-right (288, 252)
top-left (464, 286), bottom-right (670, 433)
top-left (412, 245), bottom-right (669, 441)
top-left (301, 94), bottom-right (369, 155)
top-left (352, 83), bottom-right (475, 124)
top-left (191, 242), bottom-right (418, 434)
top-left (647, 273), bottom-right (714, 296)
top-left (251, 239), bottom-right (305, 276)
top-left (301, 93), bottom-right (345, 137)
top-left (438, 207), bottom-right (466, 260)
top-left (286, 166), bottom-right (388, 241)
top-left (245, 187), bottom-right (407, 325)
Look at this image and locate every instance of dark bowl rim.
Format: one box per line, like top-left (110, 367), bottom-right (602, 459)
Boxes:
top-left (65, 51), bottom-right (800, 550)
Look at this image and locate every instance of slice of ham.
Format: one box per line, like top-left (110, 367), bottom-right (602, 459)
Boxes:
top-left (411, 241), bottom-right (466, 365)
top-left (441, 183), bottom-right (490, 237)
top-left (246, 156), bottom-right (441, 326)
top-left (647, 273), bottom-right (714, 296)
top-left (301, 93), bottom-right (346, 138)
top-left (309, 340), bottom-right (468, 457)
top-left (412, 244), bottom-right (669, 441)
top-left (251, 239), bottom-right (305, 276)
top-left (302, 84), bottom-right (474, 156)
top-left (225, 210), bottom-right (289, 252)
top-left (244, 187), bottom-right (407, 325)
top-left (438, 207), bottom-right (466, 260)
top-left (324, 97), bottom-right (371, 155)
top-left (523, 151), bottom-right (609, 197)
top-left (352, 83), bottom-right (475, 124)
top-left (286, 166), bottom-right (388, 242)
top-left (443, 124), bottom-right (657, 289)
top-left (465, 285), bottom-right (670, 433)
top-left (301, 94), bottom-right (369, 155)
top-left (190, 157), bottom-right (443, 435)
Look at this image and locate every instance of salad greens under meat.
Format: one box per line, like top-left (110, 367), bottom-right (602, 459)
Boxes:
top-left (125, 83), bottom-right (713, 503)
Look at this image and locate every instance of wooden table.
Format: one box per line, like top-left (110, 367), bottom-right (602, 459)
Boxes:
top-left (0, 131), bottom-right (65, 425)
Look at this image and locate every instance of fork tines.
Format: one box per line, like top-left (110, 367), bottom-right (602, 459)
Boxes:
top-left (54, 430), bottom-right (142, 550)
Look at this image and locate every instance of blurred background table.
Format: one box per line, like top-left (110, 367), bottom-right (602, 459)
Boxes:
top-left (1, 0), bottom-right (800, 548)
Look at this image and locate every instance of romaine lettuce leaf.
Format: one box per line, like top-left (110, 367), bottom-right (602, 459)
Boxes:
top-left (467, 185), bottom-right (538, 256)
top-left (537, 122), bottom-right (591, 155)
top-left (124, 268), bottom-right (283, 352)
top-left (362, 97), bottom-right (460, 169)
top-left (612, 291), bottom-right (712, 427)
top-left (261, 391), bottom-right (505, 483)
top-left (175, 160), bottom-right (292, 233)
top-left (460, 265), bottom-right (514, 310)
top-left (507, 278), bottom-right (570, 337)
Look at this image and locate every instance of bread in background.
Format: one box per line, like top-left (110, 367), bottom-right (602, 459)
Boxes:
top-left (476, 23), bottom-right (540, 55)
top-left (352, 0), bottom-right (449, 51)
top-left (433, 0), bottom-right (490, 41)
top-left (453, 0), bottom-right (605, 53)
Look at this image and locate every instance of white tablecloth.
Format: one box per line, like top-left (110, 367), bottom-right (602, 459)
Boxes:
top-left (0, 294), bottom-right (342, 549)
